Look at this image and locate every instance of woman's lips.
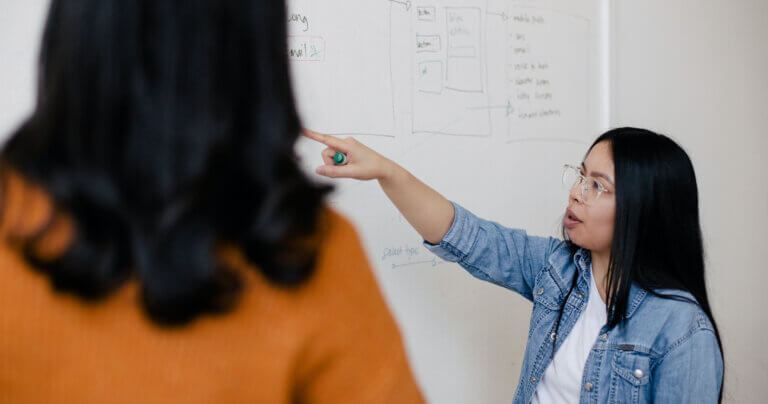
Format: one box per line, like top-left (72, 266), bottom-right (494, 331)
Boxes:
top-left (564, 208), bottom-right (582, 229)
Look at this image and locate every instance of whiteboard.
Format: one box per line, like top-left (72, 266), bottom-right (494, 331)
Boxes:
top-left (0, 0), bottom-right (608, 402)
top-left (290, 0), bottom-right (608, 402)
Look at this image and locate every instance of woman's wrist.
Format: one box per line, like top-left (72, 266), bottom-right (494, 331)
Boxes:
top-left (377, 158), bottom-right (401, 185)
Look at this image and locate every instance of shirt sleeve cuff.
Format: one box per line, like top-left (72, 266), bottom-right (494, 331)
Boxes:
top-left (422, 201), bottom-right (482, 262)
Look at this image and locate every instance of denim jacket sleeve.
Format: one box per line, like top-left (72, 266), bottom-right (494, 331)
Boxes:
top-left (650, 328), bottom-right (724, 403)
top-left (423, 201), bottom-right (561, 301)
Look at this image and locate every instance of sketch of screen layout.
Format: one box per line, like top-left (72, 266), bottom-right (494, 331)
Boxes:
top-left (412, 2), bottom-right (491, 136)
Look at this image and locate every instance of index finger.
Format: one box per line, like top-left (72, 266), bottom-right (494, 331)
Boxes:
top-left (302, 129), bottom-right (351, 153)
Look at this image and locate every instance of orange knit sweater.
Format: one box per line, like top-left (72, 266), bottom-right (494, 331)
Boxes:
top-left (0, 170), bottom-right (424, 403)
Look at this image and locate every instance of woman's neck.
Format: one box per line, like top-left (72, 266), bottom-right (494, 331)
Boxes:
top-left (590, 249), bottom-right (610, 304)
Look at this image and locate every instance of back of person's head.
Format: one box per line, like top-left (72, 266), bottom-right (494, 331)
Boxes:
top-left (0, 0), bottom-right (332, 325)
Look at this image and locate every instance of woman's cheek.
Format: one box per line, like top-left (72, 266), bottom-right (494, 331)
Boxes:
top-left (598, 210), bottom-right (616, 250)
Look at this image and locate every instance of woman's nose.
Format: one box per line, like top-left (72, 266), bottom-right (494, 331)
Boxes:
top-left (569, 182), bottom-right (582, 204)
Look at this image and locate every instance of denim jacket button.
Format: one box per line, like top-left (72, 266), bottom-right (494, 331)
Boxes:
top-left (584, 382), bottom-right (593, 392)
top-left (536, 287), bottom-right (544, 295)
top-left (550, 332), bottom-right (556, 340)
top-left (633, 369), bottom-right (644, 379)
top-left (530, 376), bottom-right (537, 383)
top-left (578, 292), bottom-right (585, 299)
top-left (599, 333), bottom-right (607, 341)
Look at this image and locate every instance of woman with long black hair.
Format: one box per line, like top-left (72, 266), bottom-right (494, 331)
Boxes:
top-left (306, 127), bottom-right (724, 403)
top-left (0, 1), bottom-right (424, 402)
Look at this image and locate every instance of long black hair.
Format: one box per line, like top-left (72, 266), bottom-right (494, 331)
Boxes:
top-left (554, 127), bottom-right (723, 398)
top-left (0, 0), bottom-right (332, 325)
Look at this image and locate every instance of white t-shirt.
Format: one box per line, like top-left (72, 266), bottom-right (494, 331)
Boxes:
top-left (531, 267), bottom-right (607, 404)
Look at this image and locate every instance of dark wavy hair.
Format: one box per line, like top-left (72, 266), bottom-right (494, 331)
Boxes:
top-left (0, 0), bottom-right (332, 326)
top-left (553, 127), bottom-right (723, 400)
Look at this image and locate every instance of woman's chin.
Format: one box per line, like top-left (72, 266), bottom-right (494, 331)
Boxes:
top-left (565, 230), bottom-right (583, 247)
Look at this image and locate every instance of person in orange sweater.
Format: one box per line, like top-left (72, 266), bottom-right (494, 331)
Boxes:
top-left (0, 1), bottom-right (424, 403)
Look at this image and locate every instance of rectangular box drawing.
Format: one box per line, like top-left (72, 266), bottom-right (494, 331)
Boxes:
top-left (417, 6), bottom-right (437, 21)
top-left (417, 60), bottom-right (443, 94)
top-left (416, 35), bottom-right (442, 53)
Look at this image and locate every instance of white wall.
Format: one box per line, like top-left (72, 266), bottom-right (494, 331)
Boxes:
top-left (611, 1), bottom-right (768, 402)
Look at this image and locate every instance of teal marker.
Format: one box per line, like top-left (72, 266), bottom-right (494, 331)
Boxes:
top-left (333, 152), bottom-right (347, 165)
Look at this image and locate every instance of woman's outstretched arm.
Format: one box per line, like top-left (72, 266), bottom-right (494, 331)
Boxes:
top-left (303, 130), bottom-right (454, 245)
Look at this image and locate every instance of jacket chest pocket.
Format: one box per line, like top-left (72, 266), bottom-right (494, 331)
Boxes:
top-left (528, 269), bottom-right (562, 336)
top-left (609, 350), bottom-right (651, 403)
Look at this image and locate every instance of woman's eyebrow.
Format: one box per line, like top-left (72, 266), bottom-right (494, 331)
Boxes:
top-left (582, 161), bottom-right (615, 185)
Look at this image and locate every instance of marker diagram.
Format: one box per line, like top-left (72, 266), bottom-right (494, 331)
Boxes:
top-left (286, 0), bottom-right (595, 143)
top-left (412, 3), bottom-right (491, 136)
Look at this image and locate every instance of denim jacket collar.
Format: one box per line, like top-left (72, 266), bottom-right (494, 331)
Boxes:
top-left (572, 248), bottom-right (648, 319)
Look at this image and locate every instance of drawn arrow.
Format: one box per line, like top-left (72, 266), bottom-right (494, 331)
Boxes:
top-left (486, 11), bottom-right (510, 21)
top-left (467, 100), bottom-right (515, 116)
top-left (391, 257), bottom-right (444, 269)
top-left (389, 0), bottom-right (412, 11)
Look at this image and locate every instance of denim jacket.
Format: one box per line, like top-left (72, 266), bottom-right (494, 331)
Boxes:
top-left (424, 202), bottom-right (723, 404)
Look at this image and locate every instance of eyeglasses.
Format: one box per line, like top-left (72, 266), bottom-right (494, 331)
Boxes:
top-left (562, 164), bottom-right (611, 204)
